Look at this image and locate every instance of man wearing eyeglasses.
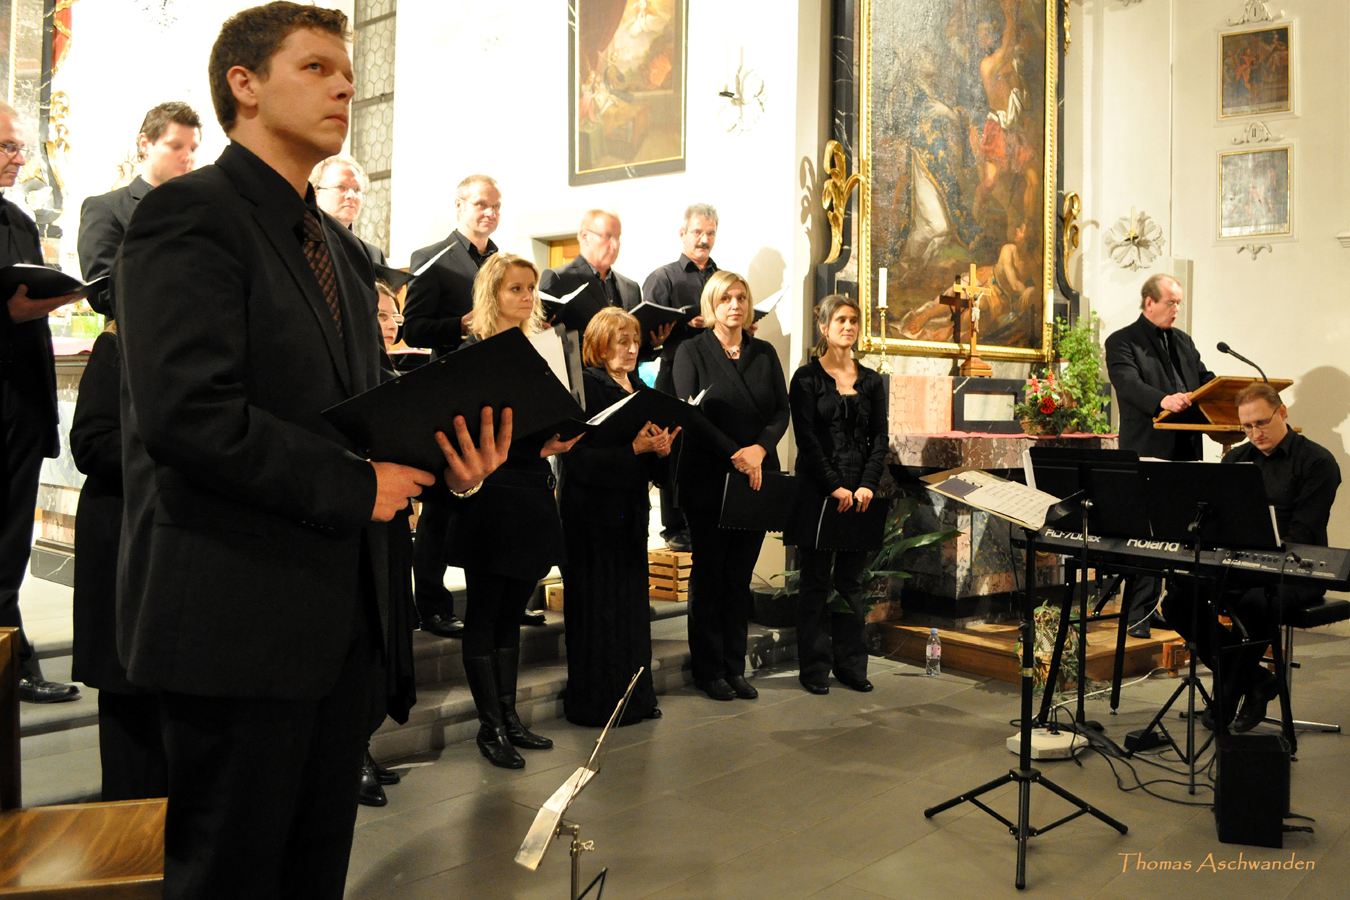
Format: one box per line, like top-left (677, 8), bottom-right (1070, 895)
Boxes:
top-left (540, 209), bottom-right (641, 336)
top-left (1163, 381), bottom-right (1340, 732)
top-left (0, 102), bottom-right (84, 704)
top-left (1106, 273), bottom-right (1216, 637)
top-left (310, 153), bottom-right (385, 270)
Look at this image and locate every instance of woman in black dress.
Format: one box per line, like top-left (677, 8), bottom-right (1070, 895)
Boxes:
top-left (787, 294), bottom-right (888, 694)
top-left (671, 271), bottom-right (789, 701)
top-left (446, 253), bottom-right (580, 769)
top-left (560, 307), bottom-right (677, 725)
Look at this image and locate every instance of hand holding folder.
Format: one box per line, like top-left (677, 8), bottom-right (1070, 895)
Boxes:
top-left (719, 470), bottom-right (796, 533)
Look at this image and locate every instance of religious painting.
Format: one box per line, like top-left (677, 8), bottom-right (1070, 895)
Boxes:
top-left (1219, 147), bottom-right (1291, 239)
top-left (858, 0), bottom-right (1057, 362)
top-left (568, 0), bottom-right (687, 187)
top-left (1220, 26), bottom-right (1291, 118)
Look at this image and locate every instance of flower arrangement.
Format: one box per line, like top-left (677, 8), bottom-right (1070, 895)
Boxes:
top-left (1015, 315), bottom-right (1112, 436)
top-left (1015, 370), bottom-right (1078, 436)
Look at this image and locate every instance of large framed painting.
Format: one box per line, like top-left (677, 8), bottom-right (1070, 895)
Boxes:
top-left (858, 0), bottom-right (1057, 362)
top-left (1219, 146), bottom-right (1291, 239)
top-left (1219, 25), bottom-right (1291, 119)
top-left (568, 0), bottom-right (687, 187)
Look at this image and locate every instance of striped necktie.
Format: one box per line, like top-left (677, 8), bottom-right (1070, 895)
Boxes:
top-left (298, 210), bottom-right (345, 342)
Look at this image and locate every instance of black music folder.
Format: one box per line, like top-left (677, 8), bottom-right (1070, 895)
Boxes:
top-left (581, 387), bottom-right (737, 456)
top-left (0, 263), bottom-right (108, 301)
top-left (719, 470), bottom-right (796, 533)
top-left (814, 498), bottom-right (887, 551)
top-left (322, 327), bottom-right (585, 472)
top-left (372, 263), bottom-right (414, 292)
top-left (629, 300), bottom-right (696, 336)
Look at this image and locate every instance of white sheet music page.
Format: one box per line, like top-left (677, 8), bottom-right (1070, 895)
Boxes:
top-left (924, 467), bottom-right (1062, 531)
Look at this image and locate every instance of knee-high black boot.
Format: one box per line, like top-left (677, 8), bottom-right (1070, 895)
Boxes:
top-left (463, 654), bottom-right (525, 769)
top-left (495, 647), bottom-right (553, 750)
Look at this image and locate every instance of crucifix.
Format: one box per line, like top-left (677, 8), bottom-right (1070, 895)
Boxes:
top-left (939, 264), bottom-right (994, 377)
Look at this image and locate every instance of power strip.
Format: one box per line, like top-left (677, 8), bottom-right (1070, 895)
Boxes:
top-left (1007, 728), bottom-right (1090, 760)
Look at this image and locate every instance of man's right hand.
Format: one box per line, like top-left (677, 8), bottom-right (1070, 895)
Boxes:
top-left (7, 286), bottom-right (82, 324)
top-left (435, 406), bottom-right (513, 493)
top-left (1160, 392), bottom-right (1192, 414)
top-left (370, 462), bottom-right (436, 521)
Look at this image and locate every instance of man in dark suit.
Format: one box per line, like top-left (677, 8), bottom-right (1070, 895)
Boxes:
top-left (540, 209), bottom-right (641, 336)
top-left (1106, 273), bottom-right (1216, 636)
top-left (0, 102), bottom-right (82, 704)
top-left (309, 152), bottom-right (386, 269)
top-left (116, 7), bottom-right (505, 896)
top-left (640, 203), bottom-right (718, 551)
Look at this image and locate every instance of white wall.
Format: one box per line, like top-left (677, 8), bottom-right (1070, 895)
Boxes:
top-left (1067, 0), bottom-right (1350, 550)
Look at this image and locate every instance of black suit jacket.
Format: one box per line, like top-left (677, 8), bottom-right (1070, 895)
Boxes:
top-left (0, 197), bottom-right (58, 457)
top-left (77, 175), bottom-right (151, 317)
top-left (1105, 314), bottom-right (1216, 461)
top-left (116, 142), bottom-right (387, 701)
top-left (539, 255), bottom-right (641, 337)
top-left (670, 329), bottom-right (789, 511)
top-left (639, 255), bottom-right (715, 371)
top-left (402, 231), bottom-right (494, 357)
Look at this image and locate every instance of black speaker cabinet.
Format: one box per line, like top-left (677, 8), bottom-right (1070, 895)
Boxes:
top-left (1214, 733), bottom-right (1290, 848)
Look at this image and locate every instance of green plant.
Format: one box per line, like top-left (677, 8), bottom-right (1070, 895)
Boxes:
top-left (1015, 315), bottom-right (1111, 435)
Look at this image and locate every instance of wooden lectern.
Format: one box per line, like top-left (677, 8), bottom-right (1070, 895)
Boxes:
top-left (1153, 376), bottom-right (1295, 454)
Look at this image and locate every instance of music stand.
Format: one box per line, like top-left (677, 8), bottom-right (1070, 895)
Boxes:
top-left (515, 669), bottom-right (643, 899)
top-left (923, 491), bottom-right (1127, 889)
top-left (1126, 462), bottom-right (1281, 793)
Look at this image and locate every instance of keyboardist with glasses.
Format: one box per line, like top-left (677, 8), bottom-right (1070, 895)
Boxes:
top-left (1160, 381), bottom-right (1341, 732)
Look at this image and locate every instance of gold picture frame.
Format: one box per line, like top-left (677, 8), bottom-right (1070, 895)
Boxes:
top-left (857, 0), bottom-right (1058, 362)
top-left (1219, 25), bottom-right (1292, 120)
top-left (1218, 146), bottom-right (1292, 240)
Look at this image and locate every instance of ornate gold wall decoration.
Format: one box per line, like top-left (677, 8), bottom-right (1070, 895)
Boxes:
top-left (1061, 190), bottom-right (1080, 291)
top-left (820, 139), bottom-right (862, 265)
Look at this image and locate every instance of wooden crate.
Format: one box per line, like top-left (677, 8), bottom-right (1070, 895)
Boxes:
top-left (545, 584), bottom-right (565, 611)
top-left (648, 549), bottom-right (691, 602)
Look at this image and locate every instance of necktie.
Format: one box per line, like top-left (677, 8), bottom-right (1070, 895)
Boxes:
top-left (298, 210), bottom-right (344, 342)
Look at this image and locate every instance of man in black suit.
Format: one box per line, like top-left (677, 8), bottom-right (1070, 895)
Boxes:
top-left (401, 173), bottom-right (502, 637)
top-left (540, 209), bottom-right (641, 336)
top-left (1105, 273), bottom-right (1216, 636)
top-left (309, 152), bottom-right (386, 269)
top-left (640, 202), bottom-right (717, 551)
top-left (0, 102), bottom-right (82, 704)
top-left (116, 7), bottom-right (506, 896)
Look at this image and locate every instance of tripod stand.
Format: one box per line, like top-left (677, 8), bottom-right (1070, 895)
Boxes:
top-left (925, 528), bottom-right (1128, 889)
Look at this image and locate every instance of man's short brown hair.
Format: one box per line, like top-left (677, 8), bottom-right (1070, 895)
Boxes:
top-left (208, 2), bottom-right (350, 133)
top-left (1235, 381), bottom-right (1283, 411)
top-left (138, 102), bottom-right (201, 149)
top-left (1139, 273), bottom-right (1178, 309)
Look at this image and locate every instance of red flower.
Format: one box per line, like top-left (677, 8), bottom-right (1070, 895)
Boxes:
top-left (1039, 397), bottom-right (1057, 415)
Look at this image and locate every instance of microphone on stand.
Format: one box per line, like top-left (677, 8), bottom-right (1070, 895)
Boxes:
top-left (1216, 342), bottom-right (1268, 382)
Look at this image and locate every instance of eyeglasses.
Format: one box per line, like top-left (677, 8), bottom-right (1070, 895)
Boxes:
top-left (318, 184), bottom-right (363, 197)
top-left (1240, 414), bottom-right (1278, 434)
top-left (377, 312), bottom-right (404, 325)
top-left (0, 141), bottom-right (25, 158)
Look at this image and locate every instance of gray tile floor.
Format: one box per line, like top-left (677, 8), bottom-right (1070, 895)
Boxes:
top-left (346, 625), bottom-right (1350, 899)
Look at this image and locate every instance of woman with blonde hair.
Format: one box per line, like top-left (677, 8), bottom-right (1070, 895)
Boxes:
top-left (671, 271), bottom-right (789, 701)
top-left (559, 306), bottom-right (677, 725)
top-left (446, 253), bottom-right (580, 768)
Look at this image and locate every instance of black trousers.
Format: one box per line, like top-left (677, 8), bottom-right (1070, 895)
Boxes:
top-left (158, 605), bottom-right (378, 900)
top-left (1, 380), bottom-right (47, 680)
top-left (654, 364), bottom-right (685, 539)
top-left (685, 509), bottom-right (763, 682)
top-left (461, 568), bottom-right (535, 658)
top-left (796, 548), bottom-right (869, 685)
top-left (97, 690), bottom-right (168, 801)
top-left (411, 497), bottom-right (455, 622)
top-left (1125, 574), bottom-right (1163, 624)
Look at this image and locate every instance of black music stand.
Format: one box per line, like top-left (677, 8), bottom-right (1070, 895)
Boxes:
top-left (924, 496), bottom-right (1127, 889)
top-left (1027, 449), bottom-right (1151, 730)
top-left (1127, 462), bottom-right (1281, 794)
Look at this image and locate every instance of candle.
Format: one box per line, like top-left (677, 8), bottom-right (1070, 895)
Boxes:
top-left (1130, 206), bottom-right (1137, 235)
top-left (878, 267), bottom-right (888, 309)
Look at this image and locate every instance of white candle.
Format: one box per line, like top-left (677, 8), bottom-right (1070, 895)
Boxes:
top-left (1130, 206), bottom-right (1137, 234)
top-left (878, 267), bottom-right (888, 309)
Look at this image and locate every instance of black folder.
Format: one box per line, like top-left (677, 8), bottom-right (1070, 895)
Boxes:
top-left (629, 300), bottom-right (696, 336)
top-left (718, 470), bottom-right (796, 533)
top-left (0, 263), bottom-right (108, 301)
top-left (372, 263), bottom-right (414, 292)
top-left (814, 498), bottom-right (887, 551)
top-left (322, 328), bottom-right (585, 472)
top-left (581, 388), bottom-right (737, 456)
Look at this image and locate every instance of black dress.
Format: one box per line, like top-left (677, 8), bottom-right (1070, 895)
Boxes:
top-left (559, 368), bottom-right (666, 725)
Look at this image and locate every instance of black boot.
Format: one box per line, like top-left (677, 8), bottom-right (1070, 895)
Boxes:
top-left (463, 654), bottom-right (525, 769)
top-left (358, 752), bottom-right (388, 807)
top-left (496, 647), bottom-right (553, 750)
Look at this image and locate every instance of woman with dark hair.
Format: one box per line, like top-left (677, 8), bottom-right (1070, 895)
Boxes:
top-left (559, 307), bottom-right (677, 726)
top-left (671, 271), bottom-right (789, 701)
top-left (786, 294), bottom-right (888, 694)
top-left (449, 253), bottom-right (581, 768)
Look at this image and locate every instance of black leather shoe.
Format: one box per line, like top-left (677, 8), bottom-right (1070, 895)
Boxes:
top-left (696, 678), bottom-right (736, 701)
top-left (1232, 671), bottom-right (1279, 734)
top-left (421, 613), bottom-right (464, 638)
top-left (801, 680), bottom-right (830, 695)
top-left (643, 706), bottom-right (663, 719)
top-left (503, 710), bottom-right (553, 750)
top-left (477, 724), bottom-right (526, 769)
top-left (358, 755), bottom-right (388, 807)
top-left (665, 531), bottom-right (692, 552)
top-left (837, 675), bottom-right (874, 693)
top-left (1126, 620), bottom-right (1152, 640)
top-left (368, 750), bottom-right (400, 786)
top-left (18, 676), bottom-right (79, 704)
top-left (726, 675), bottom-right (758, 699)
top-left (521, 609), bottom-right (547, 627)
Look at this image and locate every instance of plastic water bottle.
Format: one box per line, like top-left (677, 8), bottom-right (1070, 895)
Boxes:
top-left (925, 628), bottom-right (942, 677)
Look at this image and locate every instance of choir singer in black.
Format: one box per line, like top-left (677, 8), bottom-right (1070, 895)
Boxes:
top-left (786, 295), bottom-right (888, 695)
top-left (559, 307), bottom-right (676, 725)
top-left (671, 271), bottom-right (789, 701)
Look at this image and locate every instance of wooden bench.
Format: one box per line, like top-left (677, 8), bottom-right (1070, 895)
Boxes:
top-left (0, 627), bottom-right (166, 897)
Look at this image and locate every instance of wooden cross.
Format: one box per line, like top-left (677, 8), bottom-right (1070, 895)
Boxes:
top-left (943, 264), bottom-right (993, 377)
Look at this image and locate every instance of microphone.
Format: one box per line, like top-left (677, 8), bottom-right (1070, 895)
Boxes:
top-left (1216, 342), bottom-right (1268, 382)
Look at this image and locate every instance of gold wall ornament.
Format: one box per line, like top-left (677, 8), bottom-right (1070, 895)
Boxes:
top-left (1063, 0), bottom-right (1071, 53)
top-left (1060, 190), bottom-right (1081, 291)
top-left (820, 139), bottom-right (862, 265)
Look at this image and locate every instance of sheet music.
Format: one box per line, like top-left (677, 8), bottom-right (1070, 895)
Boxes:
top-left (687, 387), bottom-right (709, 405)
top-left (528, 328), bottom-right (571, 390)
top-left (538, 283), bottom-right (589, 306)
top-left (924, 467), bottom-right (1063, 531)
top-left (586, 390), bottom-right (640, 426)
top-left (754, 286), bottom-right (787, 315)
top-left (411, 245), bottom-right (452, 277)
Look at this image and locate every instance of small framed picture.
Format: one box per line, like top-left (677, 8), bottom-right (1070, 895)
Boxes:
top-left (1218, 147), bottom-right (1291, 239)
top-left (1219, 25), bottom-right (1292, 118)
